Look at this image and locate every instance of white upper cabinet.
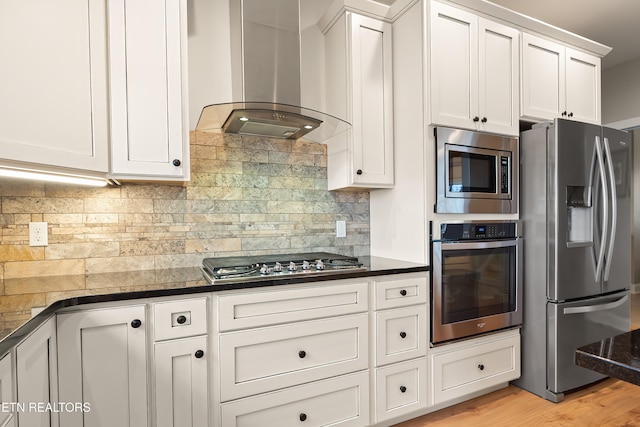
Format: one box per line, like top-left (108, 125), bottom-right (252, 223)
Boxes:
top-left (0, 0), bottom-right (109, 173)
top-left (324, 12), bottom-right (394, 190)
top-left (108, 0), bottom-right (190, 181)
top-left (429, 2), bottom-right (519, 136)
top-left (521, 32), bottom-right (601, 124)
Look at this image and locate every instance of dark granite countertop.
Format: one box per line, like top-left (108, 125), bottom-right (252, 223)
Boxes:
top-left (0, 256), bottom-right (428, 358)
top-left (575, 329), bottom-right (640, 386)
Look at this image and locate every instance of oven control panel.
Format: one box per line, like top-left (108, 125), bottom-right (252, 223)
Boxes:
top-left (439, 222), bottom-right (517, 240)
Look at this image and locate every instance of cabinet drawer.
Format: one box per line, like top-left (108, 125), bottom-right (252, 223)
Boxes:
top-left (375, 358), bottom-right (428, 423)
top-left (153, 297), bottom-right (207, 341)
top-left (218, 281), bottom-right (368, 331)
top-left (374, 274), bottom-right (428, 310)
top-left (375, 305), bottom-right (428, 366)
top-left (431, 331), bottom-right (520, 405)
top-left (219, 314), bottom-right (368, 401)
top-left (221, 371), bottom-right (369, 427)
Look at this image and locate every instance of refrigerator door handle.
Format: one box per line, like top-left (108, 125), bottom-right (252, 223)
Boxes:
top-left (602, 137), bottom-right (617, 282)
top-left (563, 294), bottom-right (629, 315)
top-left (593, 135), bottom-right (609, 283)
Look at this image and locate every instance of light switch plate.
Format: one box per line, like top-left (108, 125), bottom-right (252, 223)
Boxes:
top-left (336, 220), bottom-right (346, 238)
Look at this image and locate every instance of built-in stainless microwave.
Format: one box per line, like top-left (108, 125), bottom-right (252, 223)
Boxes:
top-left (435, 127), bottom-right (518, 214)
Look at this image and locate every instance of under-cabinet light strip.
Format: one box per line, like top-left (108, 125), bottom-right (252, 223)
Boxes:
top-left (0, 167), bottom-right (111, 187)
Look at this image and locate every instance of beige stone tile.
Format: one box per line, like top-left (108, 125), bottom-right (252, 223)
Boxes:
top-left (85, 256), bottom-right (155, 274)
top-left (0, 293), bottom-right (46, 311)
top-left (42, 213), bottom-right (84, 224)
top-left (5, 275), bottom-right (85, 295)
top-left (85, 270), bottom-right (158, 289)
top-left (2, 197), bottom-right (84, 214)
top-left (186, 238), bottom-right (241, 254)
top-left (46, 242), bottom-right (120, 260)
top-left (0, 245), bottom-right (44, 262)
top-left (120, 240), bottom-right (184, 256)
top-left (154, 253), bottom-right (208, 268)
top-left (4, 259), bottom-right (84, 279)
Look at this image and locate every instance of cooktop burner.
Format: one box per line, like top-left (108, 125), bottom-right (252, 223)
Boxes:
top-left (201, 252), bottom-right (365, 284)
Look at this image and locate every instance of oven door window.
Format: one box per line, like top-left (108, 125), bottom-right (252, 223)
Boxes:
top-left (447, 149), bottom-right (497, 194)
top-left (441, 245), bottom-right (516, 324)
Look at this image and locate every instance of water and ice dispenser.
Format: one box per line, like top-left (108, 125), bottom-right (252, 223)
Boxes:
top-left (567, 185), bottom-right (593, 244)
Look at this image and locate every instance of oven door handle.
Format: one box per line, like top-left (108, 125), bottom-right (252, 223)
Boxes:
top-left (440, 239), bottom-right (519, 251)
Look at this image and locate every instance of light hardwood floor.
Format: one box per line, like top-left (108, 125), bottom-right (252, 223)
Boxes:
top-left (394, 293), bottom-right (640, 427)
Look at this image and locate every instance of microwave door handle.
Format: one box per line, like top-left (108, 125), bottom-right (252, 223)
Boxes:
top-left (593, 135), bottom-right (608, 283)
top-left (563, 294), bottom-right (628, 315)
top-left (602, 137), bottom-right (617, 282)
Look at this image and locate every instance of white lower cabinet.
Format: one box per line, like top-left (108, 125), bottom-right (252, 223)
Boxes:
top-left (372, 273), bottom-right (429, 424)
top-left (430, 329), bottom-right (520, 405)
top-left (57, 305), bottom-right (148, 427)
top-left (16, 316), bottom-right (58, 427)
top-left (154, 336), bottom-right (208, 427)
top-left (0, 352), bottom-right (14, 427)
top-left (374, 358), bottom-right (428, 423)
top-left (220, 371), bottom-right (370, 427)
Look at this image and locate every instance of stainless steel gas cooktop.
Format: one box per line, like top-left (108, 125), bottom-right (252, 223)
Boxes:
top-left (201, 252), bottom-right (365, 284)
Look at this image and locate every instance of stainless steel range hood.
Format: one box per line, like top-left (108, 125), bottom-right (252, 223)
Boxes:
top-left (196, 0), bottom-right (350, 143)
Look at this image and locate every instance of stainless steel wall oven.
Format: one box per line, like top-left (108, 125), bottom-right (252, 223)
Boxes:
top-left (431, 221), bottom-right (522, 344)
top-left (435, 127), bottom-right (518, 214)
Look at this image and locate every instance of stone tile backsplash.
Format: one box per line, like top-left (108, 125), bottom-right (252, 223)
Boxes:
top-left (0, 131), bottom-right (370, 333)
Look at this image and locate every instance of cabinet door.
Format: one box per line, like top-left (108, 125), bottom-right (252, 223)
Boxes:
top-left (16, 316), bottom-right (58, 427)
top-left (154, 336), bottom-right (208, 427)
top-left (325, 12), bottom-right (393, 190)
top-left (430, 2), bottom-right (478, 129)
top-left (375, 305), bottom-right (428, 366)
top-left (521, 33), bottom-right (565, 121)
top-left (0, 0), bottom-right (108, 173)
top-left (350, 13), bottom-right (394, 187)
top-left (57, 306), bottom-right (148, 427)
top-left (565, 47), bottom-right (601, 124)
top-left (108, 0), bottom-right (189, 180)
top-left (374, 358), bottom-right (428, 423)
top-left (0, 353), bottom-right (15, 427)
top-left (478, 18), bottom-right (519, 135)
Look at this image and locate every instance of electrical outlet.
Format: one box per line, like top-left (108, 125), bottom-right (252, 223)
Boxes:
top-left (336, 220), bottom-right (346, 238)
top-left (29, 222), bottom-right (48, 247)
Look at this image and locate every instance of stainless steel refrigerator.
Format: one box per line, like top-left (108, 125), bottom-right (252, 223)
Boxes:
top-left (514, 118), bottom-right (631, 402)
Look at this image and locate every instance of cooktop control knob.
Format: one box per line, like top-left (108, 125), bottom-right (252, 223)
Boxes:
top-left (260, 264), bottom-right (270, 275)
top-left (315, 260), bottom-right (325, 270)
top-left (288, 261), bottom-right (297, 271)
top-left (302, 260), bottom-right (310, 270)
top-left (273, 262), bottom-right (283, 272)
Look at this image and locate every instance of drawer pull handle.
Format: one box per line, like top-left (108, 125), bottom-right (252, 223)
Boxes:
top-left (130, 319), bottom-right (142, 329)
top-left (400, 289), bottom-right (407, 296)
top-left (298, 350), bottom-right (306, 359)
top-left (399, 331), bottom-right (407, 339)
top-left (400, 386), bottom-right (407, 393)
top-left (176, 315), bottom-right (187, 324)
top-left (299, 413), bottom-right (307, 422)
top-left (478, 364), bottom-right (485, 371)
top-left (194, 350), bottom-right (204, 359)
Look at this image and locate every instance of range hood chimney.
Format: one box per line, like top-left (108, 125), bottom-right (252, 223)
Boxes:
top-left (196, 0), bottom-right (351, 143)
